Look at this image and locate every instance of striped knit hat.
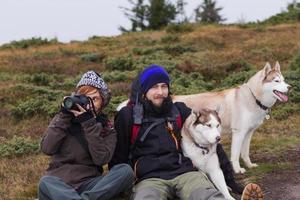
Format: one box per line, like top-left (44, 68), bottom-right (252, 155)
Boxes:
top-left (77, 71), bottom-right (111, 107)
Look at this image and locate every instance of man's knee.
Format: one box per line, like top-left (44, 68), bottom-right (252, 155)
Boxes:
top-left (133, 187), bottom-right (161, 200)
top-left (189, 188), bottom-right (226, 200)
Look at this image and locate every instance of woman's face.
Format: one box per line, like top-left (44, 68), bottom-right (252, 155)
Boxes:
top-left (86, 90), bottom-right (103, 113)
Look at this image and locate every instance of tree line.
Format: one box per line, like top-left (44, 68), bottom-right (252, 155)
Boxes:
top-left (119, 0), bottom-right (225, 32)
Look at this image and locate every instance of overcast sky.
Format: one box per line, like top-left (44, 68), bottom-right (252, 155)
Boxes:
top-left (0, 0), bottom-right (293, 45)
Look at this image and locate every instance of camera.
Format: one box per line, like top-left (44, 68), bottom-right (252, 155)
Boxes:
top-left (63, 94), bottom-right (90, 111)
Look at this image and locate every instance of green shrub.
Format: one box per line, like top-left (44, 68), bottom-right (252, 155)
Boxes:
top-left (102, 71), bottom-right (135, 83)
top-left (284, 70), bottom-right (300, 103)
top-left (0, 136), bottom-right (39, 158)
top-left (132, 48), bottom-right (156, 56)
top-left (80, 53), bottom-right (105, 63)
top-left (162, 45), bottom-right (196, 56)
top-left (220, 70), bottom-right (256, 88)
top-left (289, 54), bottom-right (300, 71)
top-left (262, 5), bottom-right (300, 25)
top-left (224, 60), bottom-right (252, 73)
top-left (105, 56), bottom-right (135, 71)
top-left (166, 23), bottom-right (195, 34)
top-left (4, 85), bottom-right (65, 104)
top-left (271, 103), bottom-right (300, 120)
top-left (160, 34), bottom-right (180, 43)
top-left (21, 73), bottom-right (53, 86)
top-left (171, 70), bottom-right (214, 94)
top-left (0, 37), bottom-right (59, 49)
top-left (103, 95), bottom-right (128, 118)
top-left (11, 97), bottom-right (60, 119)
top-left (0, 72), bottom-right (11, 81)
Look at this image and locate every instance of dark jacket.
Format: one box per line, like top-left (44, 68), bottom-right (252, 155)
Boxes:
top-left (109, 99), bottom-right (196, 182)
top-left (41, 109), bottom-right (116, 189)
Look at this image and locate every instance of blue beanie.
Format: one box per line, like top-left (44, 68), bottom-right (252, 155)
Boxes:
top-left (140, 64), bottom-right (170, 94)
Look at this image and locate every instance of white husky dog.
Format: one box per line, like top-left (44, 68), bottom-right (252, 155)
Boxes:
top-left (174, 62), bottom-right (291, 173)
top-left (181, 109), bottom-right (235, 200)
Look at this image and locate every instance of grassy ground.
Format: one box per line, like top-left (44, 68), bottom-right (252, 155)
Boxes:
top-left (0, 22), bottom-right (300, 199)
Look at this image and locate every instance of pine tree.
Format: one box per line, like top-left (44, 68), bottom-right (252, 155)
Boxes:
top-left (195, 0), bottom-right (225, 23)
top-left (119, 0), bottom-right (148, 32)
top-left (176, 0), bottom-right (188, 23)
top-left (147, 0), bottom-right (177, 30)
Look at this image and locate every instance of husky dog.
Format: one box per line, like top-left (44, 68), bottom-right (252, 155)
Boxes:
top-left (181, 109), bottom-right (235, 200)
top-left (174, 62), bottom-right (291, 173)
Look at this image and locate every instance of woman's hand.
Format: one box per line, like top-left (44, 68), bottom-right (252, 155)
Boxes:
top-left (69, 104), bottom-right (87, 117)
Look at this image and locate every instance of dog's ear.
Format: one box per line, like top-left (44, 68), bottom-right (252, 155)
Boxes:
top-left (274, 61), bottom-right (281, 73)
top-left (262, 62), bottom-right (272, 78)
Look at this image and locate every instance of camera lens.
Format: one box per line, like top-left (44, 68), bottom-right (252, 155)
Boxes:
top-left (63, 97), bottom-right (74, 109)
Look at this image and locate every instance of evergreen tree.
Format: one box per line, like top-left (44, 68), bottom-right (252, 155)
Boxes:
top-left (195, 0), bottom-right (225, 23)
top-left (176, 0), bottom-right (188, 23)
top-left (119, 0), bottom-right (148, 32)
top-left (147, 0), bottom-right (177, 30)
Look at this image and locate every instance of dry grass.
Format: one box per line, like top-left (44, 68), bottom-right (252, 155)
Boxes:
top-left (0, 23), bottom-right (299, 200)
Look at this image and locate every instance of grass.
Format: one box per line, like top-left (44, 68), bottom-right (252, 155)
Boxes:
top-left (0, 22), bottom-right (299, 199)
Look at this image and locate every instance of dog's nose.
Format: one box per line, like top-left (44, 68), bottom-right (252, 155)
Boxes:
top-left (216, 136), bottom-right (221, 142)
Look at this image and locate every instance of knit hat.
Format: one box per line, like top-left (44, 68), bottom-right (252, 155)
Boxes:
top-left (76, 70), bottom-right (111, 107)
top-left (140, 64), bottom-right (170, 94)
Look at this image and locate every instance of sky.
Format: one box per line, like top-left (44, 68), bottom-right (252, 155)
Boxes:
top-left (0, 0), bottom-right (294, 45)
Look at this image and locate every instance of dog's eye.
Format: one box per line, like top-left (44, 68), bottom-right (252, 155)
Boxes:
top-left (275, 80), bottom-right (280, 83)
top-left (206, 124), bottom-right (211, 128)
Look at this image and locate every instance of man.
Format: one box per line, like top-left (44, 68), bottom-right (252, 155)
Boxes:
top-left (109, 65), bottom-right (263, 200)
top-left (39, 71), bottom-right (134, 200)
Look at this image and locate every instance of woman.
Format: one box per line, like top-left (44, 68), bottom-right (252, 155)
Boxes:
top-left (38, 71), bottom-right (134, 200)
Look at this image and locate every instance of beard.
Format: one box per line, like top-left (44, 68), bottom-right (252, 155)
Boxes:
top-left (143, 96), bottom-right (173, 116)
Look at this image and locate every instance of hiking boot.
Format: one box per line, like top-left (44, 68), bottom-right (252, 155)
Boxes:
top-left (241, 183), bottom-right (263, 200)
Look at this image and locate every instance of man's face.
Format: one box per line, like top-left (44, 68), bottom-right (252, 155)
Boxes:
top-left (145, 83), bottom-right (169, 107)
top-left (86, 90), bottom-right (103, 113)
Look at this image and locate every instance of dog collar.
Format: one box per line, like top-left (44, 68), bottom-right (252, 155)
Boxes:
top-left (194, 143), bottom-right (210, 155)
top-left (246, 86), bottom-right (269, 111)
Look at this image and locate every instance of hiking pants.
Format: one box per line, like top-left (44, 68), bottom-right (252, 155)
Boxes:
top-left (132, 171), bottom-right (226, 200)
top-left (38, 163), bottom-right (134, 200)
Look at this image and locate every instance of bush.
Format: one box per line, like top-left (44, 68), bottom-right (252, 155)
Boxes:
top-left (21, 73), bottom-right (53, 86)
top-left (102, 71), bottom-right (135, 83)
top-left (4, 85), bottom-right (65, 105)
top-left (224, 60), bottom-right (252, 73)
top-left (220, 70), bottom-right (256, 88)
top-left (0, 72), bottom-right (11, 81)
top-left (162, 45), bottom-right (196, 56)
top-left (0, 136), bottom-right (39, 158)
top-left (271, 103), bottom-right (300, 120)
top-left (105, 56), bottom-right (135, 71)
top-left (80, 53), bottom-right (105, 63)
top-left (284, 70), bottom-right (300, 103)
top-left (160, 34), bottom-right (180, 43)
top-left (166, 23), bottom-right (195, 34)
top-left (171, 70), bottom-right (214, 94)
top-left (262, 6), bottom-right (300, 25)
top-left (289, 54), bottom-right (300, 71)
top-left (0, 37), bottom-right (59, 49)
top-left (132, 48), bottom-right (156, 56)
top-left (11, 97), bottom-right (60, 120)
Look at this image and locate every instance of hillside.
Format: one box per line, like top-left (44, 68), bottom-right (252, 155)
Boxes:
top-left (0, 23), bottom-right (300, 200)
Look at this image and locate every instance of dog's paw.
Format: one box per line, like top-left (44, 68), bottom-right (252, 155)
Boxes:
top-left (234, 167), bottom-right (246, 174)
top-left (247, 163), bottom-right (258, 168)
